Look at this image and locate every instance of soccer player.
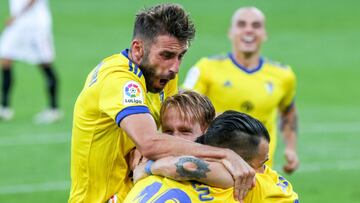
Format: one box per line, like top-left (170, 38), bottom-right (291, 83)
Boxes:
top-left (69, 4), bottom-right (254, 203)
top-left (183, 7), bottom-right (299, 173)
top-left (124, 110), bottom-right (299, 202)
top-left (0, 0), bottom-right (61, 123)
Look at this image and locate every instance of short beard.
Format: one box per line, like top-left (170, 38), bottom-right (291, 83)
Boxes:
top-left (139, 55), bottom-right (162, 93)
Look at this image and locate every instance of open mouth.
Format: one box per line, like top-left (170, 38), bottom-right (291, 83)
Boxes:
top-left (159, 79), bottom-right (169, 86)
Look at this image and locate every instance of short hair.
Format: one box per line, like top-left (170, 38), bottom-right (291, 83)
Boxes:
top-left (196, 110), bottom-right (270, 162)
top-left (160, 91), bottom-right (215, 130)
top-left (133, 4), bottom-right (195, 44)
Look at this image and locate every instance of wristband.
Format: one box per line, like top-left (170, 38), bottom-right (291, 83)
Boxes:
top-left (145, 160), bottom-right (154, 175)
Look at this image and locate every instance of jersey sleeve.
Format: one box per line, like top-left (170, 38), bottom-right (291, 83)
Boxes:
top-left (182, 58), bottom-right (209, 95)
top-left (99, 72), bottom-right (150, 126)
top-left (279, 67), bottom-right (297, 112)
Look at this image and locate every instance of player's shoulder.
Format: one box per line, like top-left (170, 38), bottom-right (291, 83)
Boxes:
top-left (263, 57), bottom-right (292, 70)
top-left (101, 51), bottom-right (144, 79)
top-left (193, 53), bottom-right (229, 71)
top-left (201, 53), bottom-right (229, 64)
top-left (263, 57), bottom-right (295, 78)
top-left (102, 53), bottom-right (126, 66)
top-left (206, 53), bottom-right (229, 60)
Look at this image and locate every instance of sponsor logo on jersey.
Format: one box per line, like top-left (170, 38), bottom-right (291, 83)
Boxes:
top-left (123, 81), bottom-right (143, 104)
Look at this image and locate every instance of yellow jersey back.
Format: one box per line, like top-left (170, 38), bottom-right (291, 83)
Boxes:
top-left (124, 166), bottom-right (298, 203)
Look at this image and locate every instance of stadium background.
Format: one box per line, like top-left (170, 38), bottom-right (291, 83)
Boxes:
top-left (0, 0), bottom-right (359, 202)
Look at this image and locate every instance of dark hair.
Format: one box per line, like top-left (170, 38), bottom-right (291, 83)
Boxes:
top-left (160, 91), bottom-right (215, 130)
top-left (196, 110), bottom-right (270, 162)
top-left (133, 4), bottom-right (195, 43)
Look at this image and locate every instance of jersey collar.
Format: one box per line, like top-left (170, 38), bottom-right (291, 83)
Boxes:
top-left (228, 53), bottom-right (264, 74)
top-left (121, 48), bottom-right (130, 59)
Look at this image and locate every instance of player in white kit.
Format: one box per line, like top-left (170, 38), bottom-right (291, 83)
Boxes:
top-left (0, 0), bottom-right (62, 123)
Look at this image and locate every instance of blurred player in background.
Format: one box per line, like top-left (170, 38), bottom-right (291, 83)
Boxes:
top-left (69, 4), bottom-right (254, 203)
top-left (183, 7), bottom-right (299, 173)
top-left (125, 110), bottom-right (299, 202)
top-left (0, 0), bottom-right (61, 123)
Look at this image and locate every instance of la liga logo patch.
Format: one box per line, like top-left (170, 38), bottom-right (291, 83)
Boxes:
top-left (125, 83), bottom-right (141, 98)
top-left (123, 81), bottom-right (143, 105)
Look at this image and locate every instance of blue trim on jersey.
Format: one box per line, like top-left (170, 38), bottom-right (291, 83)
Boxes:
top-left (228, 53), bottom-right (264, 74)
top-left (137, 71), bottom-right (143, 78)
top-left (115, 106), bottom-right (150, 126)
top-left (121, 48), bottom-right (130, 59)
top-left (134, 64), bottom-right (139, 75)
top-left (121, 48), bottom-right (143, 78)
top-left (128, 61), bottom-right (133, 72)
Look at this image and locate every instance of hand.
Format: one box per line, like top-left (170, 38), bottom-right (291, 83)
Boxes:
top-left (221, 149), bottom-right (256, 202)
top-left (283, 148), bottom-right (299, 174)
top-left (132, 161), bottom-right (148, 184)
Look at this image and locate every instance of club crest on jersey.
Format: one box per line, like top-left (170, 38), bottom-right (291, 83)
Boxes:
top-left (265, 81), bottom-right (274, 94)
top-left (123, 81), bottom-right (143, 105)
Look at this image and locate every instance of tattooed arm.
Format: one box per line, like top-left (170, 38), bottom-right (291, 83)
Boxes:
top-left (280, 104), bottom-right (299, 174)
top-left (133, 156), bottom-right (234, 188)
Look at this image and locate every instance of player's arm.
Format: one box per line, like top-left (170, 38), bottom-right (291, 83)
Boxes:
top-left (280, 103), bottom-right (299, 174)
top-left (279, 67), bottom-right (299, 174)
top-left (133, 156), bottom-right (234, 188)
top-left (6, 0), bottom-right (37, 26)
top-left (121, 114), bottom-right (254, 202)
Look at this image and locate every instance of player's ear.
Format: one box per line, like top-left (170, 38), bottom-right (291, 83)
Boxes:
top-left (130, 39), bottom-right (144, 64)
top-left (262, 30), bottom-right (268, 42)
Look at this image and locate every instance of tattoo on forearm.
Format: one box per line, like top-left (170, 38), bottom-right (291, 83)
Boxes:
top-left (175, 157), bottom-right (210, 179)
top-left (281, 114), bottom-right (298, 133)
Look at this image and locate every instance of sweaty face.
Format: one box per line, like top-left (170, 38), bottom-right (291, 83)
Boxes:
top-left (161, 107), bottom-right (204, 141)
top-left (249, 138), bottom-right (269, 173)
top-left (140, 35), bottom-right (188, 93)
top-left (229, 8), bottom-right (267, 55)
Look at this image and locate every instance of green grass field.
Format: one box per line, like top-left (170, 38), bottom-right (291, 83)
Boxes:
top-left (1, 0), bottom-right (360, 202)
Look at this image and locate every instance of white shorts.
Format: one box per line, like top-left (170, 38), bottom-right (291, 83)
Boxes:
top-left (0, 21), bottom-right (55, 64)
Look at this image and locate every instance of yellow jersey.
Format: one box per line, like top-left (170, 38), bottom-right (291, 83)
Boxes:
top-left (123, 166), bottom-right (299, 203)
top-left (182, 54), bottom-right (296, 167)
top-left (69, 49), bottom-right (178, 203)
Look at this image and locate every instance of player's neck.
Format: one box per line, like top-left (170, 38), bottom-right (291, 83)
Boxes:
top-left (232, 52), bottom-right (261, 70)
